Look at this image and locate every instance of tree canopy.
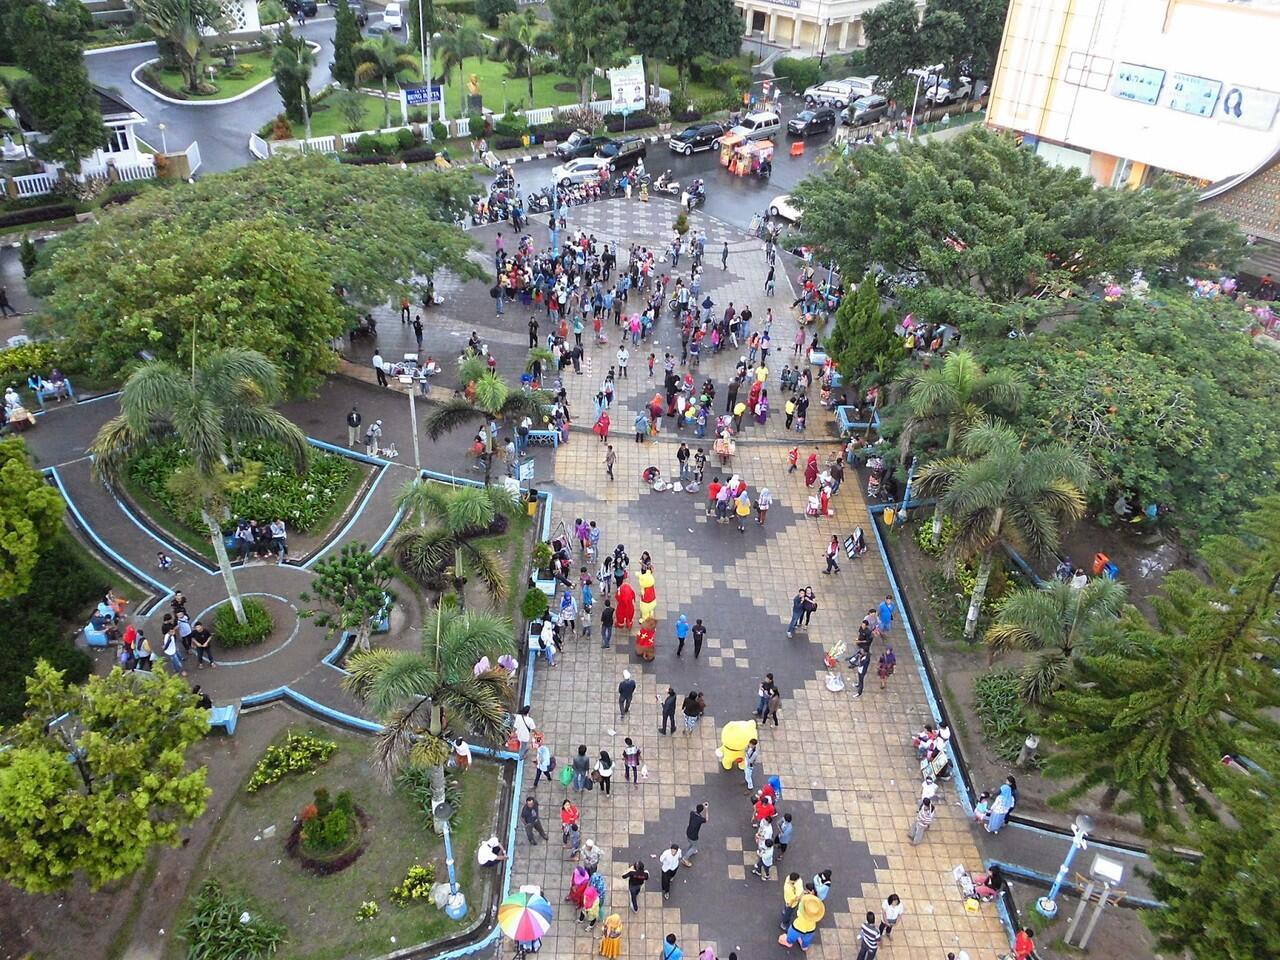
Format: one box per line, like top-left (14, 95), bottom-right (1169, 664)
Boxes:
top-left (0, 437), bottom-right (65, 601)
top-left (791, 128), bottom-right (1243, 305)
top-left (0, 662), bottom-right (210, 893)
top-left (30, 157), bottom-right (480, 394)
top-left (824, 274), bottom-right (902, 394)
top-left (547, 0), bottom-right (628, 105)
top-left (331, 0), bottom-right (363, 87)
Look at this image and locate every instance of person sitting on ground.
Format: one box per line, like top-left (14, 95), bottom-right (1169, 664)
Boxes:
top-left (478, 836), bottom-right (507, 868)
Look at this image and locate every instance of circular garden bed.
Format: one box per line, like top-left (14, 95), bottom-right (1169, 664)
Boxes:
top-left (285, 788), bottom-right (371, 876)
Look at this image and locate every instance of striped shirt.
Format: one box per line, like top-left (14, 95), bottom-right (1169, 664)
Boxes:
top-left (860, 922), bottom-right (881, 951)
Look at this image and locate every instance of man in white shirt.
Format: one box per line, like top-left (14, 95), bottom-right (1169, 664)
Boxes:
top-left (478, 836), bottom-right (507, 869)
top-left (512, 705), bottom-right (537, 756)
top-left (658, 843), bottom-right (683, 901)
top-left (617, 346), bottom-right (630, 379)
top-left (372, 352), bottom-right (388, 387)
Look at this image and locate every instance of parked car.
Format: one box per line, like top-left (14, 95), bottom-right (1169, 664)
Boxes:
top-left (769, 194), bottom-right (802, 222)
top-left (841, 94), bottom-right (890, 126)
top-left (596, 137), bottom-right (647, 169)
top-left (552, 157), bottom-right (611, 187)
top-left (383, 1), bottom-right (403, 28)
top-left (668, 121), bottom-right (725, 155)
top-left (802, 81), bottom-right (858, 109)
top-left (727, 110), bottom-right (781, 143)
top-left (556, 130), bottom-right (617, 160)
top-left (285, 0), bottom-right (319, 16)
top-left (839, 75), bottom-right (880, 98)
top-left (329, 0), bottom-right (368, 26)
top-left (787, 107), bottom-right (837, 137)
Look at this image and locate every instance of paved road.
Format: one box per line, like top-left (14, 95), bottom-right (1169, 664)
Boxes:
top-left (84, 15), bottom-right (357, 174)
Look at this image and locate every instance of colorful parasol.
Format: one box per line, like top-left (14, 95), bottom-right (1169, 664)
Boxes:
top-left (498, 892), bottom-right (553, 941)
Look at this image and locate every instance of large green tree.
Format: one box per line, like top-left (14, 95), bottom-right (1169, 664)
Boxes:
top-left (627, 0), bottom-right (682, 96)
top-left (666, 0), bottom-right (742, 90)
top-left (393, 479), bottom-right (523, 609)
top-left (978, 295), bottom-right (1280, 542)
top-left (1041, 499), bottom-right (1280, 828)
top-left (898, 349), bottom-right (1025, 465)
top-left (271, 24), bottom-right (315, 126)
top-left (355, 33), bottom-right (419, 129)
top-left (132, 0), bottom-right (228, 94)
top-left (434, 24), bottom-right (485, 115)
top-left (931, 0), bottom-right (1009, 80)
top-left (863, 0), bottom-right (928, 89)
top-left (0, 662), bottom-right (210, 893)
top-left (90, 349), bottom-right (309, 623)
top-left (29, 157), bottom-right (481, 390)
top-left (330, 0), bottom-right (363, 87)
top-left (825, 274), bottom-right (902, 398)
top-left (0, 437), bottom-right (65, 600)
top-left (915, 419), bottom-right (1089, 639)
top-left (492, 9), bottom-right (546, 106)
top-left (302, 543), bottom-right (397, 653)
top-left (344, 606), bottom-right (516, 828)
top-left (3, 0), bottom-right (106, 168)
top-left (791, 128), bottom-right (1243, 306)
top-left (547, 0), bottom-right (628, 106)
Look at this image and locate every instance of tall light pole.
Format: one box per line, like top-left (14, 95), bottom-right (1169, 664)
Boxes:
top-left (1037, 814), bottom-right (1095, 918)
top-left (157, 122), bottom-right (168, 154)
top-left (398, 373), bottom-right (421, 469)
top-left (434, 799), bottom-right (468, 920)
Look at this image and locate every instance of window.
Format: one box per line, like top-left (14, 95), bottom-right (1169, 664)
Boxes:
top-left (103, 127), bottom-right (131, 154)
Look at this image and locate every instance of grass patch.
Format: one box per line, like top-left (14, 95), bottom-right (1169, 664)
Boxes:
top-left (179, 727), bottom-right (501, 960)
top-left (439, 55), bottom-right (581, 113)
top-left (143, 49), bottom-right (277, 101)
top-left (304, 92), bottom-right (398, 139)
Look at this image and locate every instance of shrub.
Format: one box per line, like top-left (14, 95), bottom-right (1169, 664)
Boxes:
top-left (339, 154), bottom-right (388, 165)
top-left (181, 879), bottom-right (286, 960)
top-left (973, 670), bottom-right (1033, 763)
top-left (258, 0), bottom-right (288, 24)
top-left (430, 121), bottom-right (448, 141)
top-left (475, 0), bottom-right (515, 28)
top-left (603, 113), bottom-right (656, 132)
top-left (401, 145), bottom-right (438, 164)
top-left (494, 137), bottom-right (521, 150)
top-left (390, 862), bottom-right (437, 904)
top-left (673, 211), bottom-right (690, 236)
top-left (19, 236), bottom-right (37, 278)
top-left (395, 127), bottom-right (417, 150)
top-left (398, 766), bottom-right (462, 837)
top-left (354, 133), bottom-right (380, 155)
top-left (213, 598), bottom-right (274, 648)
top-left (356, 900), bottom-right (380, 921)
top-left (520, 587), bottom-right (549, 623)
top-left (408, 107), bottom-right (430, 123)
top-left (127, 438), bottom-right (358, 535)
top-left (467, 111), bottom-right (486, 135)
top-left (693, 93), bottom-right (739, 115)
top-left (271, 113), bottom-right (294, 140)
top-left (494, 113), bottom-right (528, 138)
top-left (302, 789), bottom-right (356, 852)
top-left (246, 732), bottom-right (337, 792)
top-left (0, 340), bottom-right (71, 383)
top-left (774, 56), bottom-right (822, 93)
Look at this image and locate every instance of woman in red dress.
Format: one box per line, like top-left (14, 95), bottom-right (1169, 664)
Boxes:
top-left (804, 452), bottom-right (819, 487)
top-left (615, 579), bottom-right (636, 630)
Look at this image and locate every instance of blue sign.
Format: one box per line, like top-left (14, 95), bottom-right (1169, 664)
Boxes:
top-left (1167, 73), bottom-right (1222, 118)
top-left (405, 85), bottom-right (443, 106)
top-left (1113, 63), bottom-right (1164, 105)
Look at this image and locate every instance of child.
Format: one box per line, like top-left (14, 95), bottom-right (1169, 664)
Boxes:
top-left (581, 581), bottom-right (594, 641)
top-left (787, 446), bottom-right (799, 473)
top-left (565, 822), bottom-right (582, 861)
top-left (878, 646), bottom-right (896, 689)
top-left (648, 353), bottom-right (656, 377)
top-left (157, 551), bottom-right (173, 570)
top-left (974, 791), bottom-right (992, 825)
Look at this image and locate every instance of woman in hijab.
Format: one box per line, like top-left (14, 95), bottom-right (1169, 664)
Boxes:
top-left (568, 864), bottom-right (591, 908)
top-left (804, 451), bottom-right (819, 487)
top-left (985, 778), bottom-right (1016, 834)
top-left (599, 914), bottom-right (623, 957)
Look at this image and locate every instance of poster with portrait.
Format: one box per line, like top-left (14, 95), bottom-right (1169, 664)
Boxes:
top-left (609, 56), bottom-right (647, 116)
top-left (1218, 84), bottom-right (1280, 131)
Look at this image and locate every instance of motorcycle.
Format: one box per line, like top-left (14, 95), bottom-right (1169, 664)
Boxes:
top-left (653, 170), bottom-right (680, 196)
top-left (681, 178), bottom-right (706, 210)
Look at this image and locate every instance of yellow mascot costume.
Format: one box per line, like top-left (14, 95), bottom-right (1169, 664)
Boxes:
top-left (637, 569), bottom-right (657, 622)
top-left (717, 719), bottom-right (758, 770)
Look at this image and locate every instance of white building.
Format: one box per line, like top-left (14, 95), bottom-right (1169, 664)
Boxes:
top-left (735, 0), bottom-right (923, 55)
top-left (8, 86), bottom-right (152, 178)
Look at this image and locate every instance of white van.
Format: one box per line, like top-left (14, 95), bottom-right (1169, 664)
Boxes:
top-left (383, 1), bottom-right (403, 29)
top-left (728, 110), bottom-right (782, 142)
top-left (840, 75), bottom-right (880, 98)
top-left (801, 81), bottom-right (858, 109)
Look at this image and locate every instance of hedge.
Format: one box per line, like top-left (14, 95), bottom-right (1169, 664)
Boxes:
top-left (603, 113), bottom-right (656, 132)
top-left (0, 204), bottom-right (78, 229)
top-left (338, 154), bottom-right (389, 165)
top-left (401, 145), bottom-right (437, 164)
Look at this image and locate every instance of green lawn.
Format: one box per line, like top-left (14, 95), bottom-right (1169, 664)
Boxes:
top-left (145, 49), bottom-right (277, 101)
top-left (305, 92), bottom-right (400, 138)
top-left (437, 56), bottom-right (582, 115)
top-left (174, 727), bottom-right (503, 960)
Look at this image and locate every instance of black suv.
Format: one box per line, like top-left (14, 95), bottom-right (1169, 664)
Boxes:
top-left (667, 121), bottom-right (725, 155)
top-left (786, 107), bottom-right (837, 137)
top-left (596, 137), bottom-right (646, 170)
top-left (555, 131), bottom-right (617, 160)
top-left (285, 0), bottom-right (319, 15)
top-left (330, 0), bottom-right (368, 26)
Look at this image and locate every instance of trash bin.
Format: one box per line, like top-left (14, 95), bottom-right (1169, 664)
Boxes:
top-left (1092, 552), bottom-right (1110, 576)
top-left (525, 488), bottom-right (538, 517)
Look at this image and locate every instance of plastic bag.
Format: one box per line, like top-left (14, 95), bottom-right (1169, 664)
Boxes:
top-left (639, 764), bottom-right (649, 780)
top-left (558, 766), bottom-right (574, 787)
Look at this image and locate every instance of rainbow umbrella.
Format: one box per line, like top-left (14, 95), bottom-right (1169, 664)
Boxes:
top-left (498, 892), bottom-right (553, 942)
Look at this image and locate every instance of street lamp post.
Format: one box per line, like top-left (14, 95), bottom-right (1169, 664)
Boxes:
top-left (502, 79), bottom-right (508, 116)
top-left (157, 122), bottom-right (168, 154)
top-left (1037, 814), bottom-right (1095, 919)
top-left (398, 373), bottom-right (421, 470)
top-left (434, 800), bottom-right (468, 920)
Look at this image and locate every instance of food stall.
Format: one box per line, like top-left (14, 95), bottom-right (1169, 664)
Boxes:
top-left (718, 131), bottom-right (746, 168)
top-left (726, 139), bottom-right (773, 178)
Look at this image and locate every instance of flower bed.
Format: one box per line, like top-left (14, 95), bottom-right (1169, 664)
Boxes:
top-left (246, 732), bottom-right (338, 792)
top-left (126, 438), bottom-right (359, 535)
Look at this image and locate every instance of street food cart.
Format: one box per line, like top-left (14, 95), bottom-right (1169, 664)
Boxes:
top-left (718, 131), bottom-right (746, 168)
top-left (726, 139), bottom-right (774, 178)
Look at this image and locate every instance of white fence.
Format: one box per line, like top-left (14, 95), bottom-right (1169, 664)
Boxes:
top-left (525, 107), bottom-right (554, 126)
top-left (10, 173), bottom-right (56, 198)
top-left (117, 159), bottom-right (156, 182)
top-left (182, 140), bottom-right (202, 175)
top-left (456, 116), bottom-right (471, 138)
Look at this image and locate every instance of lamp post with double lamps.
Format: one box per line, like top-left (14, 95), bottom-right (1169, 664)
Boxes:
top-left (1037, 814), bottom-right (1095, 918)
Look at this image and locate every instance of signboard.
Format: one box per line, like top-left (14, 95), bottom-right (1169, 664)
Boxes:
top-left (609, 55), bottom-right (646, 116)
top-left (1219, 84), bottom-right (1280, 130)
top-left (1167, 72), bottom-right (1221, 117)
top-left (1112, 63), bottom-right (1165, 105)
top-left (516, 459), bottom-right (536, 482)
top-left (404, 85), bottom-right (443, 106)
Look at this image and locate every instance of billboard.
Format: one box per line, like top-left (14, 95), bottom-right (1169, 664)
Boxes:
top-left (609, 55), bottom-right (646, 116)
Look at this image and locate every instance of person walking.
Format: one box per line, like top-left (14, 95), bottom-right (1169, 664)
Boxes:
top-left (623, 861), bottom-right (649, 912)
top-left (786, 587), bottom-right (805, 638)
top-left (775, 812), bottom-right (793, 857)
top-left (534, 740), bottom-right (553, 786)
top-left (856, 911), bottom-right (882, 960)
top-left (778, 886), bottom-right (825, 951)
top-left (522, 796), bottom-right (549, 845)
top-left (881, 894), bottom-right (904, 940)
top-left (878, 646), bottom-right (896, 690)
top-left (162, 628), bottom-right (187, 676)
top-left (601, 598), bottom-right (616, 649)
top-left (571, 744), bottom-right (592, 792)
top-left (191, 620), bottom-right (215, 668)
top-left (657, 686), bottom-right (677, 735)
top-left (512, 705), bottom-right (537, 756)
top-left (622, 737), bottom-right (642, 787)
top-left (600, 913), bottom-right (624, 958)
top-left (1014, 927), bottom-right (1037, 960)
top-left (721, 242), bottom-right (729, 270)
top-left (683, 801), bottom-right (707, 865)
top-left (661, 934), bottom-right (684, 960)
top-left (658, 844), bottom-right (683, 901)
top-left (824, 535), bottom-right (842, 574)
top-left (877, 594), bottom-right (895, 634)
top-left (0, 286), bottom-right (16, 317)
top-left (675, 613), bottom-right (690, 656)
top-left (605, 444), bottom-right (617, 480)
top-left (595, 750), bottom-right (615, 797)
top-left (755, 673), bottom-right (776, 720)
top-left (364, 419), bottom-right (383, 457)
top-left (751, 837), bottom-right (776, 880)
top-left (691, 617), bottom-right (706, 658)
top-left (743, 738), bottom-right (759, 792)
top-left (852, 647), bottom-right (872, 699)
top-left (757, 487), bottom-right (773, 525)
top-left (780, 872), bottom-right (803, 930)
top-left (373, 352), bottom-right (388, 387)
top-left (346, 406), bottom-right (362, 446)
top-left (908, 798), bottom-right (935, 845)
top-left (680, 690), bottom-right (705, 736)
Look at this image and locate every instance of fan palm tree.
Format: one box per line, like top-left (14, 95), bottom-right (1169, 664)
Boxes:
top-left (899, 350), bottom-right (1026, 544)
top-left (424, 359), bottom-right (550, 485)
top-left (915, 419), bottom-right (1089, 641)
top-left (89, 349), bottom-right (308, 624)
top-left (492, 9), bottom-right (544, 106)
top-left (986, 578), bottom-right (1128, 703)
top-left (133, 0), bottom-right (228, 94)
top-left (354, 33), bottom-right (419, 128)
top-left (344, 605), bottom-right (516, 827)
top-left (433, 23), bottom-right (484, 115)
top-left (393, 479), bottom-right (523, 609)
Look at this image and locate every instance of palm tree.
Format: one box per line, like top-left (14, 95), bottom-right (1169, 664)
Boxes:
top-left (899, 349), bottom-right (1025, 545)
top-left (393, 479), bottom-right (523, 609)
top-left (433, 23), bottom-right (485, 116)
top-left (915, 419), bottom-right (1089, 641)
top-left (344, 605), bottom-right (517, 827)
top-left (986, 578), bottom-right (1128, 703)
top-left (493, 9), bottom-right (544, 106)
top-left (133, 0), bottom-right (228, 94)
top-left (90, 349), bottom-right (308, 624)
top-left (271, 24), bottom-right (316, 128)
top-left (354, 33), bottom-right (419, 129)
top-left (424, 358), bottom-right (549, 485)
